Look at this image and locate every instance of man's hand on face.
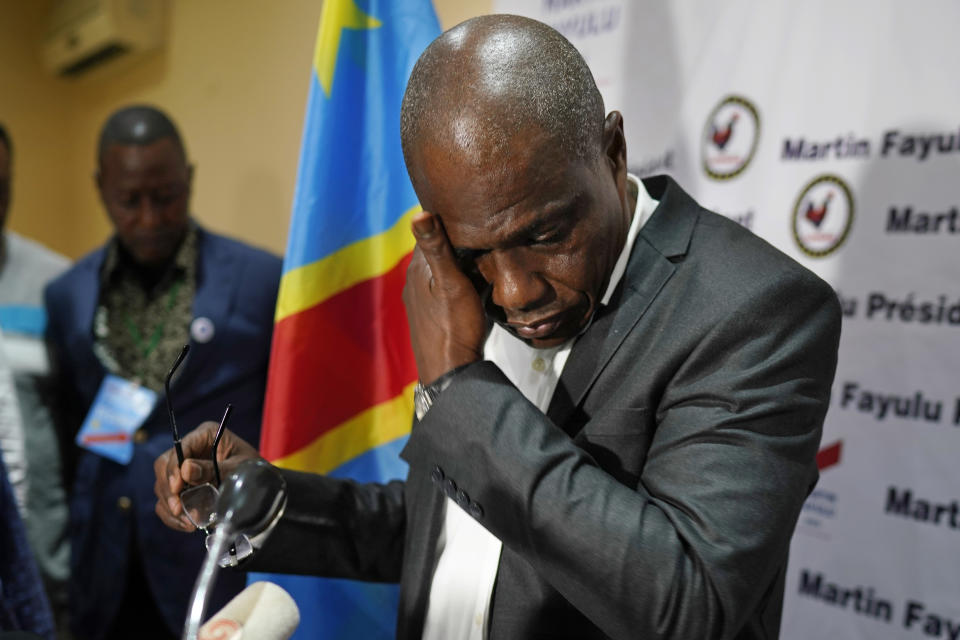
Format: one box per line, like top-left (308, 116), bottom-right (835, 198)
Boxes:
top-left (403, 211), bottom-right (487, 385)
top-left (153, 421), bottom-right (263, 532)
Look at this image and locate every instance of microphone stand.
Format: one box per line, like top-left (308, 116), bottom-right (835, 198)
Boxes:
top-left (182, 526), bottom-right (231, 640)
top-left (181, 459), bottom-right (287, 640)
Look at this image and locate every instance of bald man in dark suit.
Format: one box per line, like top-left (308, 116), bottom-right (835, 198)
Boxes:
top-left (155, 16), bottom-right (839, 639)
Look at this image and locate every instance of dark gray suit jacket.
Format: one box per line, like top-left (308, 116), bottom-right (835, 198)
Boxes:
top-left (250, 176), bottom-right (841, 639)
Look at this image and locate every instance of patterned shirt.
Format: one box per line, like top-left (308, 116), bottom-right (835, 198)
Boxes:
top-left (94, 225), bottom-right (197, 392)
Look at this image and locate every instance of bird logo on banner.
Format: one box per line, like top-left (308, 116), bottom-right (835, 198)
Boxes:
top-left (804, 191), bottom-right (834, 227)
top-left (710, 112), bottom-right (739, 150)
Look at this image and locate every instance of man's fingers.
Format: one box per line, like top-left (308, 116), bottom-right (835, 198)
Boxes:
top-left (156, 449), bottom-right (189, 503)
top-left (153, 471), bottom-right (174, 513)
top-left (411, 211), bottom-right (460, 288)
top-left (411, 210), bottom-right (438, 240)
top-left (167, 464), bottom-right (182, 496)
top-left (153, 468), bottom-right (195, 532)
top-left (181, 459), bottom-right (216, 485)
top-left (154, 451), bottom-right (174, 495)
top-left (153, 420), bottom-right (261, 534)
top-left (180, 420), bottom-right (219, 457)
top-left (154, 499), bottom-right (194, 532)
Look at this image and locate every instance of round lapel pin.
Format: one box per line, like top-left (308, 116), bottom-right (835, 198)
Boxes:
top-left (190, 317), bottom-right (215, 344)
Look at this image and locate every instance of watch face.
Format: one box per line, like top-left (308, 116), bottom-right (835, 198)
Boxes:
top-left (414, 383), bottom-right (432, 420)
top-left (414, 368), bottom-right (464, 420)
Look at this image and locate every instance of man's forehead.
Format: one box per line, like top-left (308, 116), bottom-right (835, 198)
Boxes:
top-left (416, 103), bottom-right (526, 170)
top-left (418, 120), bottom-right (552, 185)
top-left (102, 141), bottom-right (186, 177)
top-left (439, 176), bottom-right (583, 251)
top-left (448, 113), bottom-right (496, 167)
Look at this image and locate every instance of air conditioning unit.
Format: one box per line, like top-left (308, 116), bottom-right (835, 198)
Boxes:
top-left (42, 0), bottom-right (166, 77)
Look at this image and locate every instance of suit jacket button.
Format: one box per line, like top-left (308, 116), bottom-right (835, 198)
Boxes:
top-left (456, 489), bottom-right (470, 507)
top-left (133, 429), bottom-right (148, 444)
top-left (117, 496), bottom-right (132, 512)
top-left (468, 501), bottom-right (483, 520)
top-left (443, 478), bottom-right (457, 498)
top-left (431, 465), bottom-right (444, 484)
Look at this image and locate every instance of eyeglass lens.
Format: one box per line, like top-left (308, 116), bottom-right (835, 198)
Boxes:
top-left (181, 483), bottom-right (220, 532)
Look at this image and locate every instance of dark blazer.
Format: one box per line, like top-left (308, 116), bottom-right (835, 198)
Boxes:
top-left (249, 176), bottom-right (841, 639)
top-left (44, 227), bottom-right (281, 640)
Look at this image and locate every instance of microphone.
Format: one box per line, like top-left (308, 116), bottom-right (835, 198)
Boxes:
top-left (215, 459), bottom-right (288, 536)
top-left (182, 459), bottom-right (288, 640)
top-left (197, 581), bottom-right (299, 640)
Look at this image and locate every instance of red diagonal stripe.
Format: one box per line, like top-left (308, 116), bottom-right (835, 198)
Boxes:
top-left (81, 433), bottom-right (130, 444)
top-left (260, 253), bottom-right (416, 460)
top-left (816, 440), bottom-right (842, 471)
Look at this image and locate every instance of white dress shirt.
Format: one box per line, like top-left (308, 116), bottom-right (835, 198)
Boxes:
top-left (421, 175), bottom-right (658, 639)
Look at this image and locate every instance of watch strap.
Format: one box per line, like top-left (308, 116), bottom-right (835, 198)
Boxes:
top-left (413, 363), bottom-right (472, 420)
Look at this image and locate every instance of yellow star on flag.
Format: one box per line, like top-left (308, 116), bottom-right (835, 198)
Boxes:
top-left (314, 0), bottom-right (382, 97)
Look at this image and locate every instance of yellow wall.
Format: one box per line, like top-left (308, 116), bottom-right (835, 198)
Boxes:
top-left (58, 0), bottom-right (326, 258)
top-left (434, 0), bottom-right (492, 31)
top-left (0, 0), bottom-right (73, 254)
top-left (0, 0), bottom-right (491, 260)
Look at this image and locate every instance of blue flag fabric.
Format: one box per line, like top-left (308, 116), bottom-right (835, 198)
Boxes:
top-left (252, 1), bottom-right (440, 638)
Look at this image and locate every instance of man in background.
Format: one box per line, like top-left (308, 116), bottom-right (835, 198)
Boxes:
top-left (45, 106), bottom-right (281, 640)
top-left (0, 122), bottom-right (70, 638)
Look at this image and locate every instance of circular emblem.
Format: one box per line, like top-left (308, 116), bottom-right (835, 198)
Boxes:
top-left (190, 316), bottom-right (215, 344)
top-left (791, 174), bottom-right (854, 258)
top-left (199, 618), bottom-right (242, 640)
top-left (701, 95), bottom-right (760, 180)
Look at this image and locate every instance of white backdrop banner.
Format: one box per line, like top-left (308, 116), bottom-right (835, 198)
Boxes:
top-left (494, 1), bottom-right (960, 638)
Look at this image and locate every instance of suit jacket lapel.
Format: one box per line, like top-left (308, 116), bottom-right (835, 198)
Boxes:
top-left (172, 228), bottom-right (238, 394)
top-left (72, 249), bottom-right (108, 393)
top-left (547, 176), bottom-right (699, 431)
top-left (76, 252), bottom-right (104, 342)
top-left (545, 298), bottom-right (615, 430)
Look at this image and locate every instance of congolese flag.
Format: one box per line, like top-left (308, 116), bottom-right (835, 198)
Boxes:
top-left (252, 1), bottom-right (440, 637)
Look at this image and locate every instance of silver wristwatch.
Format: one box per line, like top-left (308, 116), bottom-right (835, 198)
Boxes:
top-left (413, 381), bottom-right (442, 420)
top-left (413, 365), bottom-right (468, 420)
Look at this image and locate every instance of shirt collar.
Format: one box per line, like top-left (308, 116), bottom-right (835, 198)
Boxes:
top-left (600, 173), bottom-right (659, 306)
top-left (100, 221), bottom-right (198, 287)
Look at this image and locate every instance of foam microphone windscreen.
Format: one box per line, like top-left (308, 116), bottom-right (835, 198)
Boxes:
top-left (198, 581), bottom-right (300, 640)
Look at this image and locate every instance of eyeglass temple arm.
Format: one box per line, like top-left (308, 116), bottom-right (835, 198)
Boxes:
top-left (165, 344), bottom-right (191, 466)
top-left (212, 404), bottom-right (233, 487)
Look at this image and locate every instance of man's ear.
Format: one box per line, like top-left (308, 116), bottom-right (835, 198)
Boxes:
top-left (186, 163), bottom-right (195, 193)
top-left (602, 110), bottom-right (627, 175)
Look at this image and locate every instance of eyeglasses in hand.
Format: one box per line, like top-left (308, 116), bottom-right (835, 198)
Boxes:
top-left (165, 344), bottom-right (253, 565)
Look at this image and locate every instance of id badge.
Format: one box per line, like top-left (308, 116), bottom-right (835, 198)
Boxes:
top-left (76, 374), bottom-right (158, 464)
